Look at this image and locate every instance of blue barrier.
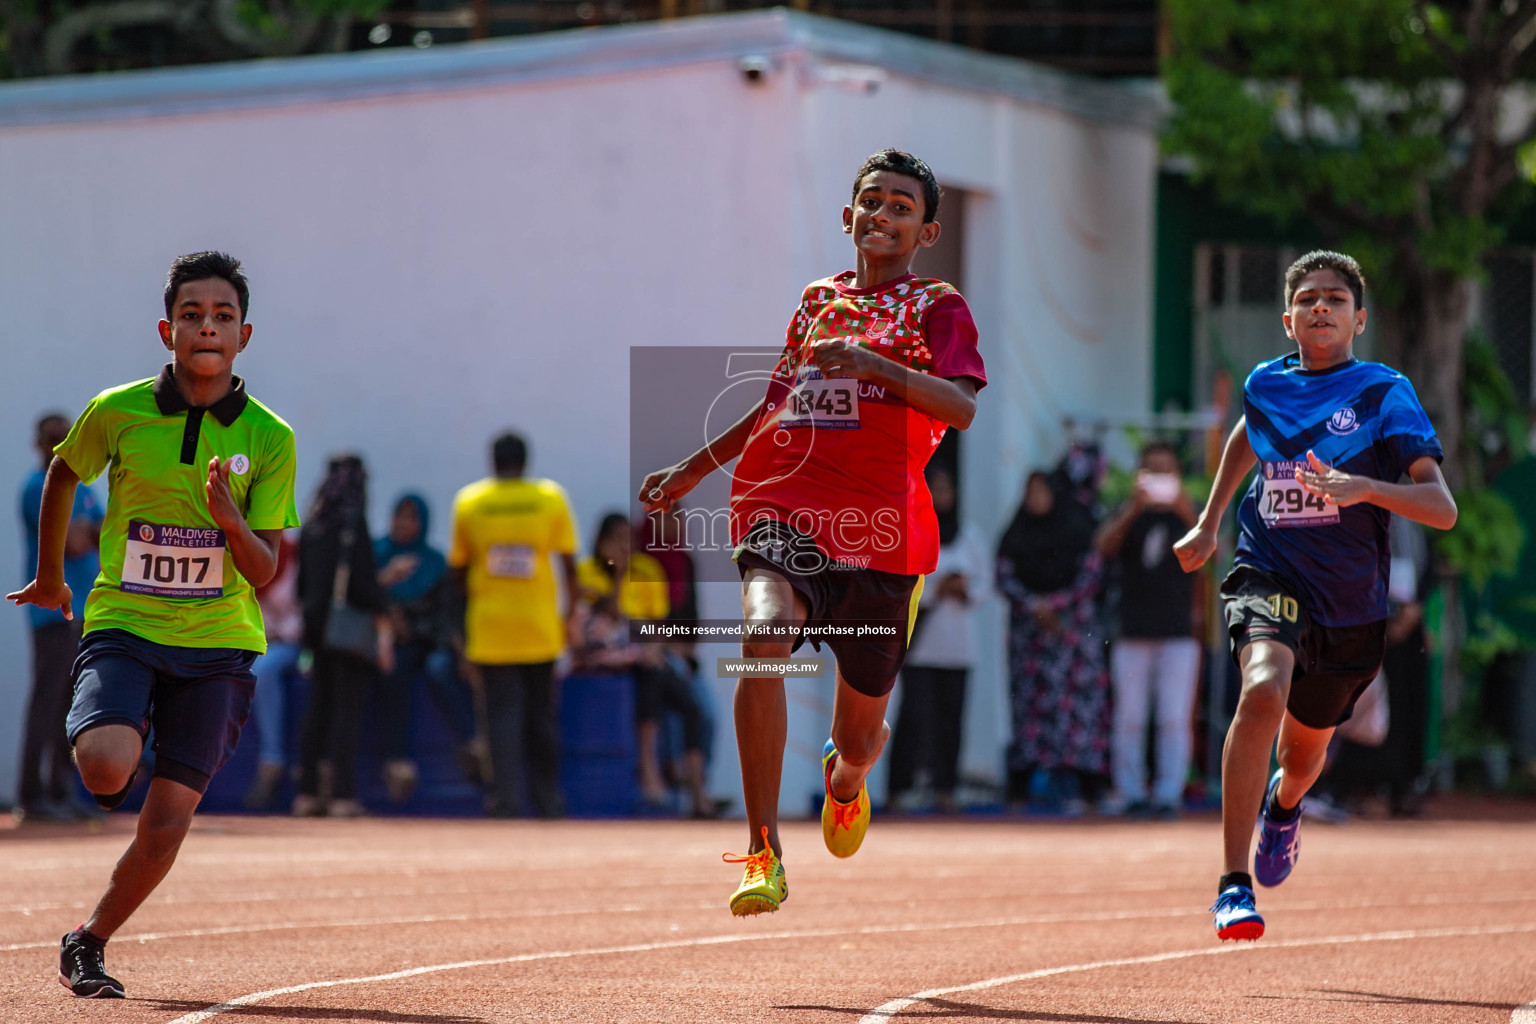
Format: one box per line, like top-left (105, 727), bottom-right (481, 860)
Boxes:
top-left (560, 672), bottom-right (638, 757)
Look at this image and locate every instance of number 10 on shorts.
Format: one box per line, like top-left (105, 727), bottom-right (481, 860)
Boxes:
top-left (1266, 593), bottom-right (1299, 624)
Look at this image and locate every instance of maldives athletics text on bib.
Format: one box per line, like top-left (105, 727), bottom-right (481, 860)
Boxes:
top-left (121, 521), bottom-right (226, 598)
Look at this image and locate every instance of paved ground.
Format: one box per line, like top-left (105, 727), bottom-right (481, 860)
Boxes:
top-left (2, 809), bottom-right (1533, 1023)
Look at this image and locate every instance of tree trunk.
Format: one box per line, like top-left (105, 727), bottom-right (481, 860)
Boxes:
top-left (1378, 269), bottom-right (1469, 489)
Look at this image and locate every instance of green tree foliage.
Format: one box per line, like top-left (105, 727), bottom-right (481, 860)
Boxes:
top-left (0, 0), bottom-right (388, 79)
top-left (1164, 0), bottom-right (1536, 487)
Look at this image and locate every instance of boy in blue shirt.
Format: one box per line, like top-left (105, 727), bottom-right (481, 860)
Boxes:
top-left (1175, 251), bottom-right (1457, 941)
top-left (17, 412), bottom-right (103, 822)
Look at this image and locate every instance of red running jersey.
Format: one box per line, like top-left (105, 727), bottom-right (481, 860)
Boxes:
top-left (730, 272), bottom-right (986, 576)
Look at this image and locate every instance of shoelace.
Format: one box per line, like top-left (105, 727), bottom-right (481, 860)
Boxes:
top-left (1208, 888), bottom-right (1254, 915)
top-left (67, 938), bottom-right (106, 977)
top-left (722, 826), bottom-right (777, 883)
top-left (828, 789), bottom-right (862, 830)
top-left (1256, 817), bottom-right (1299, 857)
top-left (824, 753), bottom-right (862, 831)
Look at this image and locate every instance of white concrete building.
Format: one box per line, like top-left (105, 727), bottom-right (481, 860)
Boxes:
top-left (0, 10), bottom-right (1159, 811)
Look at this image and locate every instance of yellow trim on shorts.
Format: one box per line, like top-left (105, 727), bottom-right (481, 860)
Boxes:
top-left (906, 576), bottom-right (925, 644)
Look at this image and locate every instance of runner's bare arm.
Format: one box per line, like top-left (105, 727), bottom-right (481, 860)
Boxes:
top-left (206, 455), bottom-right (281, 587)
top-left (1297, 452), bottom-right (1457, 529)
top-left (1094, 485), bottom-right (1149, 558)
top-left (638, 399), bottom-right (766, 513)
top-left (1173, 417), bottom-right (1257, 573)
top-left (6, 455), bottom-right (82, 616)
top-left (807, 339), bottom-right (978, 428)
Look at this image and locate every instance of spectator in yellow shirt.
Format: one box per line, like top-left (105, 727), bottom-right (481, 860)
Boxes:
top-left (449, 432), bottom-right (577, 818)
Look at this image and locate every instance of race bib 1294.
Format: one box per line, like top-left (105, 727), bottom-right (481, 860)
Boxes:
top-left (1259, 461), bottom-right (1339, 529)
top-left (121, 521), bottom-right (226, 598)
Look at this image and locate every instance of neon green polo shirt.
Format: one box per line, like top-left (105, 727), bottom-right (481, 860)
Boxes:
top-left (55, 365), bottom-right (301, 652)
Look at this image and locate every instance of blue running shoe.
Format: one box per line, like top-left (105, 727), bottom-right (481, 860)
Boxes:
top-left (1254, 769), bottom-right (1301, 887)
top-left (1209, 885), bottom-right (1264, 942)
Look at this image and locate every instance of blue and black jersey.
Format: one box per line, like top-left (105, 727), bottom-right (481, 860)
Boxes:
top-left (1234, 354), bottom-right (1442, 627)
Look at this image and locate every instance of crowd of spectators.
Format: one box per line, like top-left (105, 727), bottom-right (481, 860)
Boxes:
top-left (13, 411), bottom-right (1436, 822)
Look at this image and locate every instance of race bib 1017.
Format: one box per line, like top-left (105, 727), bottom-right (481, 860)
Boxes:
top-left (121, 521), bottom-right (226, 598)
top-left (1259, 461), bottom-right (1339, 529)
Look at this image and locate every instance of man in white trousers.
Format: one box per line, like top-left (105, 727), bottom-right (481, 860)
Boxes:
top-left (1097, 441), bottom-right (1201, 819)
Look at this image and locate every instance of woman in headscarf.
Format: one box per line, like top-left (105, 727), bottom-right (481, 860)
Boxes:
top-left (294, 454), bottom-right (392, 817)
top-left (996, 469), bottom-right (1111, 813)
top-left (373, 494), bottom-right (472, 803)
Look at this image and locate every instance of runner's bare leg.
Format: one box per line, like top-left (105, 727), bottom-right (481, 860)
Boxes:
top-left (1221, 640), bottom-right (1295, 874)
top-left (83, 778), bottom-right (202, 938)
top-left (829, 674), bottom-right (891, 802)
top-left (737, 567), bottom-right (807, 856)
top-left (1274, 713), bottom-right (1335, 810)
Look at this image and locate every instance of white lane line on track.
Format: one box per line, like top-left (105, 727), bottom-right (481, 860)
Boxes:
top-left (8, 887), bottom-right (1529, 954)
top-left (1512, 999), bottom-right (1536, 1023)
top-left (163, 919), bottom-right (1536, 1024)
top-left (0, 912), bottom-right (528, 953)
top-left (859, 921), bottom-right (1536, 1022)
top-left (9, 876), bottom-right (1529, 916)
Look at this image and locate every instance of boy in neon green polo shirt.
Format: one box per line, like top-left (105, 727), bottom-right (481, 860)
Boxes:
top-left (7, 251), bottom-right (299, 998)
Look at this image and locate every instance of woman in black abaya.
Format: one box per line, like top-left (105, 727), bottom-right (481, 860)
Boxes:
top-left (996, 470), bottom-right (1111, 810)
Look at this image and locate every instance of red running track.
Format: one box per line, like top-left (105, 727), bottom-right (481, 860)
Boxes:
top-left (2, 808), bottom-right (1534, 1023)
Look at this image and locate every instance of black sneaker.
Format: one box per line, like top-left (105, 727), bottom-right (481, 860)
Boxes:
top-left (58, 930), bottom-right (124, 998)
top-left (94, 768), bottom-right (138, 811)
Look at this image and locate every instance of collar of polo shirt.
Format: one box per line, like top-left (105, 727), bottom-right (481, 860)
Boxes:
top-left (151, 363), bottom-right (251, 465)
top-left (151, 363), bottom-right (250, 426)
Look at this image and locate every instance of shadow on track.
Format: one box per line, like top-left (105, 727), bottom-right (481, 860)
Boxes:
top-left (1250, 988), bottom-right (1522, 1012)
top-left (141, 999), bottom-right (487, 1023)
top-left (777, 999), bottom-right (1202, 1022)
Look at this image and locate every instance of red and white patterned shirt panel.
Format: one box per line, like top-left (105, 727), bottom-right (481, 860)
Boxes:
top-left (730, 272), bottom-right (985, 575)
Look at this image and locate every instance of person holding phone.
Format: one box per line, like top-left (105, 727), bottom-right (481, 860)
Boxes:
top-left (1096, 441), bottom-right (1200, 820)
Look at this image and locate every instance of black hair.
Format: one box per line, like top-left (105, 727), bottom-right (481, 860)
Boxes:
top-left (592, 511), bottom-right (631, 581)
top-left (851, 149), bottom-right (941, 223)
top-left (164, 251), bottom-right (250, 323)
top-left (310, 452), bottom-right (368, 527)
top-left (1139, 438), bottom-right (1182, 470)
top-left (1284, 250), bottom-right (1365, 310)
top-left (593, 512), bottom-right (630, 555)
top-left (491, 432), bottom-right (527, 476)
top-left (35, 410), bottom-right (69, 437)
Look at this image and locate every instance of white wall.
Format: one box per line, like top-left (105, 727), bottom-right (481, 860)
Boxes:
top-left (0, 45), bottom-right (1156, 811)
top-left (0, 58), bottom-right (803, 804)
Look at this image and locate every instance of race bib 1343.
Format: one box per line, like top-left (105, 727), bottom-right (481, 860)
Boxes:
top-left (779, 369), bottom-right (861, 430)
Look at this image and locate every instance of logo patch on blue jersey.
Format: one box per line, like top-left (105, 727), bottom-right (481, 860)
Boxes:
top-left (1326, 407), bottom-right (1360, 436)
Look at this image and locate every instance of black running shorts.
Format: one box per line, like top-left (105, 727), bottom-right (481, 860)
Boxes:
top-left (734, 518), bottom-right (920, 698)
top-left (1220, 566), bottom-right (1386, 729)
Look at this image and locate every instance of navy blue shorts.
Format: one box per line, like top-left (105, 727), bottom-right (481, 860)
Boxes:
top-left (734, 519), bottom-right (919, 699)
top-left (66, 628), bottom-right (258, 794)
top-left (1220, 567), bottom-right (1386, 730)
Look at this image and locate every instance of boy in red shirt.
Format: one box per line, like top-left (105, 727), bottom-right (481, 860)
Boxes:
top-left (640, 150), bottom-right (986, 915)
